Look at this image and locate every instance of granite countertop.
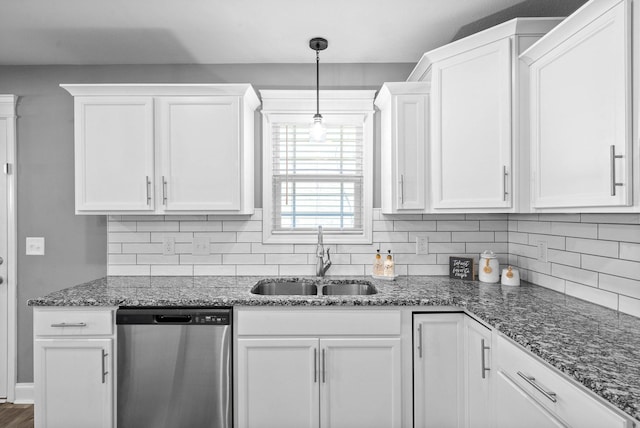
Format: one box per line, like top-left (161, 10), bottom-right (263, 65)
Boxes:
top-left (28, 275), bottom-right (640, 422)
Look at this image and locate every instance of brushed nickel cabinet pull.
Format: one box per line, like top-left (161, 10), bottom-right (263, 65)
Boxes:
top-left (101, 350), bottom-right (109, 384)
top-left (162, 176), bottom-right (168, 205)
top-left (322, 349), bottom-right (326, 383)
top-left (145, 176), bottom-right (151, 205)
top-left (400, 174), bottom-right (405, 205)
top-left (314, 348), bottom-right (318, 383)
top-left (417, 324), bottom-right (423, 358)
top-left (50, 322), bottom-right (87, 328)
top-left (610, 145), bottom-right (624, 196)
top-left (517, 371), bottom-right (557, 403)
top-left (503, 166), bottom-right (509, 201)
top-left (481, 339), bottom-right (490, 379)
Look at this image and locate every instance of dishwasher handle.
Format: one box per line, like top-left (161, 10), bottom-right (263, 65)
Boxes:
top-left (154, 314), bottom-right (192, 324)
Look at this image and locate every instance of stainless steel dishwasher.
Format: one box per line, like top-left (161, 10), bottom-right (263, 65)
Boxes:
top-left (116, 308), bottom-right (232, 428)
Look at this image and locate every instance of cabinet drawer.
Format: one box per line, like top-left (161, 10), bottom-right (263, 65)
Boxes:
top-left (34, 309), bottom-right (114, 336)
top-left (237, 309), bottom-right (401, 336)
top-left (496, 334), bottom-right (629, 428)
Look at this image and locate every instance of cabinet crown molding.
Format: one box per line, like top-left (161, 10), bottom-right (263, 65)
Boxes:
top-left (0, 94), bottom-right (17, 117)
top-left (60, 83), bottom-right (260, 109)
top-left (520, 0), bottom-right (628, 65)
top-left (407, 17), bottom-right (564, 81)
top-left (374, 82), bottom-right (431, 109)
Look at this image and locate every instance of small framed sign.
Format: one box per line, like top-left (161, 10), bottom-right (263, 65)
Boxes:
top-left (449, 256), bottom-right (474, 280)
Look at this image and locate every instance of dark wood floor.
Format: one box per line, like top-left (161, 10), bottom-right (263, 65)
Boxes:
top-left (0, 403), bottom-right (34, 428)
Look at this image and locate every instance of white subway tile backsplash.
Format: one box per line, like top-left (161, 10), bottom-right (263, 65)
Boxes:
top-left (566, 238), bottom-right (618, 258)
top-left (451, 232), bottom-right (495, 242)
top-left (552, 264), bottom-right (598, 287)
top-left (598, 274), bottom-right (640, 299)
top-left (194, 265), bottom-right (236, 276)
top-left (620, 242), bottom-right (640, 262)
top-left (565, 281), bottom-right (618, 310)
top-left (137, 221), bottom-right (180, 232)
top-left (138, 254), bottom-right (180, 265)
top-left (108, 254), bottom-right (136, 264)
top-left (109, 232), bottom-right (151, 243)
top-left (106, 208), bottom-right (640, 319)
top-left (437, 220), bottom-right (479, 231)
top-left (619, 295), bottom-right (640, 318)
top-left (179, 255), bottom-right (223, 265)
top-left (151, 265), bottom-right (194, 276)
top-left (394, 220), bottom-right (436, 232)
top-left (223, 254), bottom-right (265, 265)
top-left (550, 222), bottom-right (597, 239)
top-left (180, 221), bottom-right (223, 232)
top-left (599, 224), bottom-right (640, 243)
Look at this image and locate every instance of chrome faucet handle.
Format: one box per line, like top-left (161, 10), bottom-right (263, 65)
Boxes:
top-left (325, 247), bottom-right (331, 262)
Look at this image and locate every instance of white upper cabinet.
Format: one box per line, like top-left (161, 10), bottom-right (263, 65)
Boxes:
top-left (74, 96), bottom-right (155, 212)
top-left (376, 82), bottom-right (430, 214)
top-left (521, 0), bottom-right (635, 211)
top-left (409, 18), bottom-right (562, 212)
top-left (62, 84), bottom-right (260, 215)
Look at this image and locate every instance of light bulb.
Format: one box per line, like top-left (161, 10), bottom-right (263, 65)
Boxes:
top-left (310, 114), bottom-right (326, 142)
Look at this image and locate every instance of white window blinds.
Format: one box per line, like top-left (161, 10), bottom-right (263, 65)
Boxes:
top-left (272, 123), bottom-right (364, 233)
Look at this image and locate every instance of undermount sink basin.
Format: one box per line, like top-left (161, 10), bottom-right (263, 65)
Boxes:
top-left (250, 279), bottom-right (377, 296)
top-left (250, 280), bottom-right (317, 296)
top-left (321, 282), bottom-right (377, 296)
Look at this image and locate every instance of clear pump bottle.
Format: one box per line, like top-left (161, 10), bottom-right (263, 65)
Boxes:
top-left (373, 249), bottom-right (384, 276)
top-left (383, 250), bottom-right (395, 277)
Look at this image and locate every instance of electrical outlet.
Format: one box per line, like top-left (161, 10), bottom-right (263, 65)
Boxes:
top-left (416, 236), bottom-right (429, 255)
top-left (537, 241), bottom-right (548, 263)
top-left (193, 237), bottom-right (210, 256)
top-left (26, 237), bottom-right (45, 255)
top-left (162, 237), bottom-right (175, 255)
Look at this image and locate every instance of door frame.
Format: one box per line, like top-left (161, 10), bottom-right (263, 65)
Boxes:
top-left (0, 95), bottom-right (17, 402)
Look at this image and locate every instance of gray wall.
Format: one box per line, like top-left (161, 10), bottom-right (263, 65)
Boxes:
top-left (0, 62), bottom-right (414, 382)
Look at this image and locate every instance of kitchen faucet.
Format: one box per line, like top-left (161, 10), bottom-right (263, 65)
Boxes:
top-left (316, 225), bottom-right (332, 277)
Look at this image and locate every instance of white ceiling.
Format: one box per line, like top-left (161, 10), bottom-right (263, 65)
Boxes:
top-left (1, 0), bottom-right (545, 65)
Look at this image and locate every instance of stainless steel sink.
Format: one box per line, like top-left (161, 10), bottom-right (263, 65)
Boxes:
top-left (251, 280), bottom-right (317, 296)
top-left (321, 281), bottom-right (377, 296)
top-left (250, 279), bottom-right (377, 296)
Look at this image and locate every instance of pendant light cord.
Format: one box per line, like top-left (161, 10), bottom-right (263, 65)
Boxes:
top-left (316, 48), bottom-right (320, 117)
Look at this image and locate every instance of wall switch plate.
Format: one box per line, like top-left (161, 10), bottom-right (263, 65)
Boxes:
top-left (416, 236), bottom-right (429, 255)
top-left (537, 241), bottom-right (548, 263)
top-left (193, 237), bottom-right (210, 256)
top-left (26, 237), bottom-right (45, 255)
top-left (162, 237), bottom-right (175, 255)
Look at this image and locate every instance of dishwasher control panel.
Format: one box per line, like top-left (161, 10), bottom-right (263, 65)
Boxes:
top-left (194, 313), bottom-right (230, 325)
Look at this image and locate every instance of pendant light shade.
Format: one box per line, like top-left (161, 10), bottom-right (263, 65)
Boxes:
top-left (309, 37), bottom-right (328, 142)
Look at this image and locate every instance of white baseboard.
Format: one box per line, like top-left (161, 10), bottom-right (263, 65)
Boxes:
top-left (13, 382), bottom-right (34, 404)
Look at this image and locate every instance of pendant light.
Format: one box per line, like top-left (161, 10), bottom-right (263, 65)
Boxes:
top-left (309, 37), bottom-right (328, 142)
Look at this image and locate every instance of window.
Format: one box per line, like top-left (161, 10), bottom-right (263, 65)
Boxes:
top-left (261, 90), bottom-right (375, 244)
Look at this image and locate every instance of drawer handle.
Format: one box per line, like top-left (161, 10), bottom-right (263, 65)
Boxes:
top-left (610, 145), bottom-right (624, 196)
top-left (322, 349), bottom-right (326, 383)
top-left (50, 322), bottom-right (87, 328)
top-left (517, 371), bottom-right (557, 403)
top-left (314, 348), bottom-right (318, 383)
top-left (417, 324), bottom-right (423, 358)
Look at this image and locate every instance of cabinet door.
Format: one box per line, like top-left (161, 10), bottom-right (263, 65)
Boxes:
top-left (74, 96), bottom-right (154, 212)
top-left (158, 96), bottom-right (241, 211)
top-left (464, 318), bottom-right (492, 428)
top-left (495, 370), bottom-right (566, 428)
top-left (414, 313), bottom-right (464, 428)
top-left (529, 0), bottom-right (631, 208)
top-left (431, 38), bottom-right (512, 209)
top-left (34, 339), bottom-right (113, 428)
top-left (395, 94), bottom-right (428, 211)
top-left (237, 338), bottom-right (320, 428)
top-left (320, 338), bottom-right (401, 428)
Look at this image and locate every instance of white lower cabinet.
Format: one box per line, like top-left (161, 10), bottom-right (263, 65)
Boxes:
top-left (464, 317), bottom-right (493, 428)
top-left (33, 308), bottom-right (115, 428)
top-left (236, 308), bottom-right (402, 428)
top-left (414, 313), bottom-right (465, 428)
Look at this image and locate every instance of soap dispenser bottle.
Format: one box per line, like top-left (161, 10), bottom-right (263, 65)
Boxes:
top-left (383, 250), bottom-right (395, 277)
top-left (373, 249), bottom-right (384, 276)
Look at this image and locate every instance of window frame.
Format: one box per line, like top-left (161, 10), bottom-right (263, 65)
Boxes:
top-left (261, 90), bottom-right (375, 244)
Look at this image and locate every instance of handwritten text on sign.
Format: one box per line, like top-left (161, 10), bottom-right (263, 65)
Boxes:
top-left (449, 257), bottom-right (474, 280)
